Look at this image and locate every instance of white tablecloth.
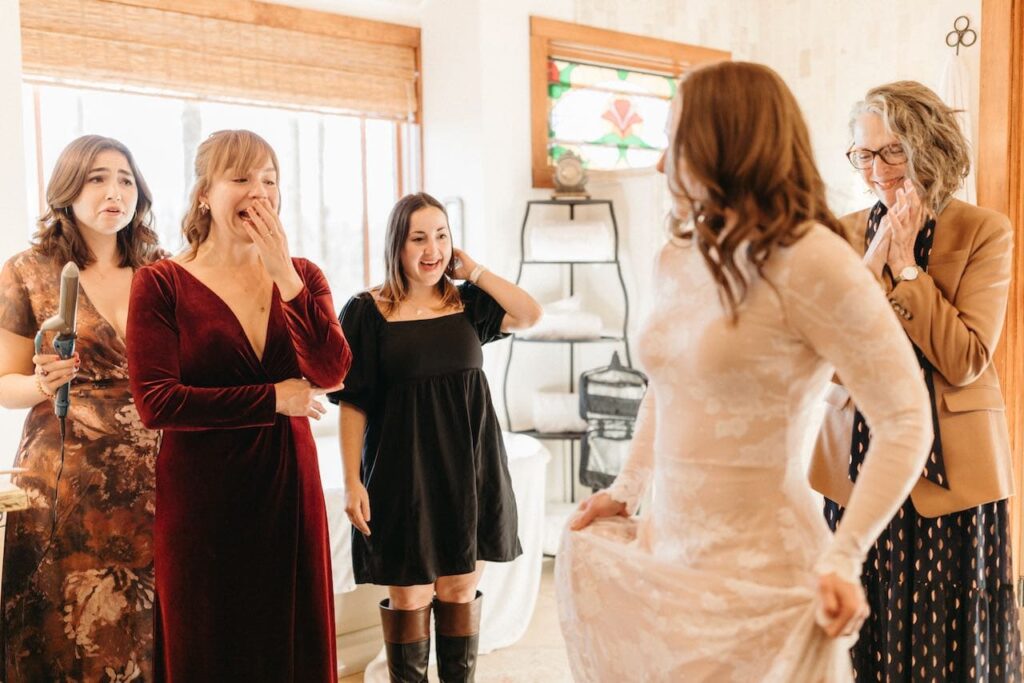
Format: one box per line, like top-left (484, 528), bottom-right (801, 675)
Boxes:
top-left (314, 432), bottom-right (550, 674)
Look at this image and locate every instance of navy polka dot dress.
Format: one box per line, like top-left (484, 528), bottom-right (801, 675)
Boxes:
top-left (825, 498), bottom-right (1021, 681)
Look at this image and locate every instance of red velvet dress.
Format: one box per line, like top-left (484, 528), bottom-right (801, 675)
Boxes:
top-left (126, 258), bottom-right (351, 682)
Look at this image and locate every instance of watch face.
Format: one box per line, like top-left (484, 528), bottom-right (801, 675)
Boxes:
top-left (901, 266), bottom-right (920, 281)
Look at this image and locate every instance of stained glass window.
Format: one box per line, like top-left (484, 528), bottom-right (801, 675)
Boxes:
top-left (547, 59), bottom-right (677, 171)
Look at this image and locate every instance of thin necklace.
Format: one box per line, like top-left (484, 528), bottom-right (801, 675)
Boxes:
top-left (407, 299), bottom-right (438, 317)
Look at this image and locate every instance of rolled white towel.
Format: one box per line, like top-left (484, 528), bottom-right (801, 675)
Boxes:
top-left (529, 220), bottom-right (614, 262)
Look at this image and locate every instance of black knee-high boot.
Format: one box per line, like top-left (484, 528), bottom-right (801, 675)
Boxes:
top-left (433, 591), bottom-right (482, 683)
top-left (379, 599), bottom-right (431, 683)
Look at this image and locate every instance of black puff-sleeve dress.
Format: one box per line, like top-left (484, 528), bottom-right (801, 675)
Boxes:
top-left (328, 283), bottom-right (522, 586)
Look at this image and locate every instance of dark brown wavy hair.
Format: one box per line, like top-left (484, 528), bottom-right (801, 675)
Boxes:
top-left (374, 192), bottom-right (461, 317)
top-left (182, 130), bottom-right (280, 256)
top-left (665, 61), bottom-right (843, 320)
top-left (32, 135), bottom-right (162, 268)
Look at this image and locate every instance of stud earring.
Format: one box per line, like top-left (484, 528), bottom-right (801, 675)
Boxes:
top-left (199, 202), bottom-right (210, 214)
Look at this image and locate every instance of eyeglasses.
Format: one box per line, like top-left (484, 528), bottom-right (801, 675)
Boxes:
top-left (846, 144), bottom-right (907, 169)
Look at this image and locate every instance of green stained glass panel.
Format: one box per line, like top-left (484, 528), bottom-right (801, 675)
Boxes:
top-left (547, 59), bottom-right (675, 170)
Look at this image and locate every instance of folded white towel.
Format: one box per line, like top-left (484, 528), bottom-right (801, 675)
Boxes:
top-left (529, 220), bottom-right (614, 262)
top-left (519, 296), bottom-right (603, 340)
top-left (532, 392), bottom-right (588, 434)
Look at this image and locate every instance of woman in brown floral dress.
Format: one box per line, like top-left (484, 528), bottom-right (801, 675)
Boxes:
top-left (0, 135), bottom-right (164, 681)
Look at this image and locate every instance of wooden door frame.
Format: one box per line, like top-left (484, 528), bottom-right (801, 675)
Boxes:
top-left (978, 0), bottom-right (1024, 607)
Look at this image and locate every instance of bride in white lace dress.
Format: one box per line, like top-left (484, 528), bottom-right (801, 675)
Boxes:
top-left (555, 61), bottom-right (933, 682)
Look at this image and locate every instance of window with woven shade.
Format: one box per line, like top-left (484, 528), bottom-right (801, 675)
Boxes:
top-left (20, 0), bottom-right (422, 293)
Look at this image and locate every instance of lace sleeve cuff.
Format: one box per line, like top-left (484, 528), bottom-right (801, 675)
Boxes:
top-left (813, 541), bottom-right (863, 584)
top-left (606, 469), bottom-right (651, 515)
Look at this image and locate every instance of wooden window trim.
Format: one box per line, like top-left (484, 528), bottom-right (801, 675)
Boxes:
top-left (978, 0), bottom-right (1024, 603)
top-left (529, 16), bottom-right (729, 189)
top-left (360, 118), bottom-right (371, 288)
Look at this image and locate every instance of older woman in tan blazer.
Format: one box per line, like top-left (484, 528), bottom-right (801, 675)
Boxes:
top-left (811, 80), bottom-right (1021, 681)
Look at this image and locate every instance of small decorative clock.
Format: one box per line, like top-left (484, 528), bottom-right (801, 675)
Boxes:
top-left (552, 151), bottom-right (590, 199)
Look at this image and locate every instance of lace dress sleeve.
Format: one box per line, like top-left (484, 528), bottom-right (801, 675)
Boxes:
top-left (779, 227), bottom-right (933, 582)
top-left (605, 385), bottom-right (656, 514)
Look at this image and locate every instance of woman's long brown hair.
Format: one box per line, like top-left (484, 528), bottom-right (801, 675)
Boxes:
top-left (666, 61), bottom-right (843, 320)
top-left (375, 192), bottom-right (460, 317)
top-left (32, 135), bottom-right (163, 269)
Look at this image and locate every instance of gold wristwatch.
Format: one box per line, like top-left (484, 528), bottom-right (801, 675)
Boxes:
top-left (893, 265), bottom-right (920, 284)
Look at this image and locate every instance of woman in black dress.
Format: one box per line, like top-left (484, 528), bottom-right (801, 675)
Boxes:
top-left (329, 192), bottom-right (541, 682)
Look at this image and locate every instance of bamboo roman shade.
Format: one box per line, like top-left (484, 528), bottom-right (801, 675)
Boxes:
top-left (19, 0), bottom-right (421, 121)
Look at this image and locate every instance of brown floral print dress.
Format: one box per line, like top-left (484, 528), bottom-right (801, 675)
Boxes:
top-left (0, 249), bottom-right (158, 682)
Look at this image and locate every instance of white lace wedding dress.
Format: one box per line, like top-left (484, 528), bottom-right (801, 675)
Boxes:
top-left (556, 225), bottom-right (932, 682)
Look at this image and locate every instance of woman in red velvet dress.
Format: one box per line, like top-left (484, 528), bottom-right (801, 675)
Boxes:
top-left (126, 130), bottom-right (351, 682)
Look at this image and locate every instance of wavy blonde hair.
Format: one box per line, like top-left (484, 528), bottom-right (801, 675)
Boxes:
top-left (851, 81), bottom-right (970, 214)
top-left (181, 130), bottom-right (280, 255)
top-left (666, 61), bottom-right (842, 320)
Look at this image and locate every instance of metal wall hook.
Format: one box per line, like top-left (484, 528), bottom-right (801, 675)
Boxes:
top-left (946, 15), bottom-right (977, 55)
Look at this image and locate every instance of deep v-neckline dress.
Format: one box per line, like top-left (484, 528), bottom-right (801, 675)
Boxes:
top-left (126, 257), bottom-right (351, 682)
top-left (0, 249), bottom-right (159, 682)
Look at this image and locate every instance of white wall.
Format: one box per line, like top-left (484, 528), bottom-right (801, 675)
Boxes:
top-left (0, 0), bottom-right (30, 463)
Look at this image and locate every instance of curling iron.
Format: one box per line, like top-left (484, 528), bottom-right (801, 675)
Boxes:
top-left (34, 262), bottom-right (79, 434)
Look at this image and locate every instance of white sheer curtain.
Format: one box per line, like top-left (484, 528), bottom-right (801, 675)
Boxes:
top-left (940, 54), bottom-right (977, 204)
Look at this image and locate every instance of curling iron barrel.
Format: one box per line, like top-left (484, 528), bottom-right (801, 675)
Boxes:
top-left (34, 262), bottom-right (79, 419)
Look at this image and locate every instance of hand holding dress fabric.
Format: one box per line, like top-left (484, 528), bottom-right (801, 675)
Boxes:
top-left (569, 492), bottom-right (628, 530)
top-left (817, 572), bottom-right (869, 638)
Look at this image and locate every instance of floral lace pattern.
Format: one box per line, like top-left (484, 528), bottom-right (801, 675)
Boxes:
top-left (556, 227), bottom-right (931, 682)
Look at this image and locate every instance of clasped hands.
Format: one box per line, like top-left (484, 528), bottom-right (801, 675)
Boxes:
top-left (865, 179), bottom-right (927, 280)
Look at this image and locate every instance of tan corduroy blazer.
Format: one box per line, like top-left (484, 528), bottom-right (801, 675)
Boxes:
top-left (809, 199), bottom-right (1015, 517)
